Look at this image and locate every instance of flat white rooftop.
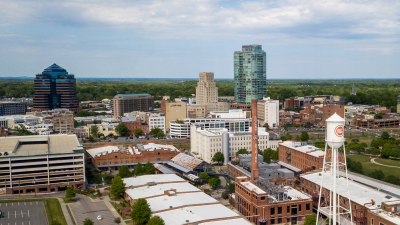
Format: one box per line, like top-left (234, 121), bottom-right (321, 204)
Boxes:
top-left (280, 141), bottom-right (323, 156)
top-left (146, 192), bottom-right (218, 212)
top-left (241, 181), bottom-right (266, 194)
top-left (284, 186), bottom-right (311, 200)
top-left (153, 204), bottom-right (240, 225)
top-left (201, 218), bottom-right (253, 225)
top-left (125, 182), bottom-right (200, 200)
top-left (123, 174), bottom-right (185, 188)
top-left (86, 145), bottom-right (129, 158)
top-left (302, 171), bottom-right (400, 209)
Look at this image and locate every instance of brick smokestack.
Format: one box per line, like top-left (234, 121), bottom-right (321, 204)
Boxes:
top-left (251, 99), bottom-right (259, 184)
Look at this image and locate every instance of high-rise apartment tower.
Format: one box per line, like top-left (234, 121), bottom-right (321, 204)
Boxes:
top-left (196, 72), bottom-right (218, 105)
top-left (33, 64), bottom-right (80, 113)
top-left (234, 45), bottom-right (267, 104)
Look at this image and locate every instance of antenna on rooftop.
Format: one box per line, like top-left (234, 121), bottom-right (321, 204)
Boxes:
top-left (316, 113), bottom-right (352, 225)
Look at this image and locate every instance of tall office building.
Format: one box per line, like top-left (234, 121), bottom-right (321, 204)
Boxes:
top-left (234, 45), bottom-right (267, 104)
top-left (196, 72), bottom-right (218, 105)
top-left (33, 64), bottom-right (80, 113)
top-left (112, 94), bottom-right (154, 117)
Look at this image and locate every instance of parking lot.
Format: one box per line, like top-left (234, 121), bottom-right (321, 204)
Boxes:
top-left (0, 201), bottom-right (48, 225)
top-left (69, 196), bottom-right (115, 225)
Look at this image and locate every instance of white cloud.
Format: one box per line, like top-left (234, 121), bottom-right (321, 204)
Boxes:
top-left (0, 0), bottom-right (399, 44)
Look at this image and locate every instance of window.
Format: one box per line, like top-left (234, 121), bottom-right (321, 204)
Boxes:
top-left (115, 156), bottom-right (117, 158)
top-left (278, 218), bottom-right (282, 224)
top-left (379, 223), bottom-right (385, 225)
top-left (270, 208), bottom-right (275, 215)
top-left (98, 162), bottom-right (100, 165)
top-left (306, 204), bottom-right (310, 211)
top-left (278, 207), bottom-right (282, 214)
top-left (261, 197), bottom-right (265, 200)
top-left (287, 206), bottom-right (290, 213)
top-left (371, 218), bottom-right (374, 225)
top-left (299, 204), bottom-right (302, 211)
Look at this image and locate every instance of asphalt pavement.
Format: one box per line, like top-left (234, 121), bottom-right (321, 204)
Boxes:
top-left (69, 195), bottom-right (115, 225)
top-left (0, 191), bottom-right (65, 200)
top-left (0, 201), bottom-right (48, 225)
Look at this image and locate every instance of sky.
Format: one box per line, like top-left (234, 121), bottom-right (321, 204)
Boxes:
top-left (0, 0), bottom-right (399, 79)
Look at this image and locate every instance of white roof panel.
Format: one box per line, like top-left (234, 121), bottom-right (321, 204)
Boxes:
top-left (153, 204), bottom-right (240, 225)
top-left (125, 182), bottom-right (200, 200)
top-left (123, 174), bottom-right (185, 188)
top-left (201, 218), bottom-right (253, 225)
top-left (147, 192), bottom-right (218, 212)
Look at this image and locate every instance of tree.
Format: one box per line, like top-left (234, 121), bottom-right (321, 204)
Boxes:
top-left (374, 113), bottom-right (383, 119)
top-left (263, 123), bottom-right (270, 129)
top-left (131, 198), bottom-right (151, 224)
top-left (369, 169), bottom-right (385, 180)
top-left (118, 165), bottom-right (132, 178)
top-left (116, 123), bottom-right (130, 136)
top-left (157, 130), bottom-right (165, 138)
top-left (83, 218), bottom-right (94, 225)
top-left (300, 131), bottom-right (309, 142)
top-left (50, 220), bottom-right (62, 225)
top-left (134, 128), bottom-right (143, 136)
top-left (150, 127), bottom-right (162, 136)
top-left (88, 136), bottom-right (94, 142)
top-left (134, 162), bottom-right (146, 176)
top-left (111, 176), bottom-right (126, 197)
top-left (90, 125), bottom-right (99, 137)
top-left (114, 217), bottom-right (121, 224)
top-left (236, 149), bottom-right (249, 156)
top-left (13, 124), bottom-right (35, 136)
top-left (144, 162), bottom-right (156, 174)
top-left (381, 131), bottom-right (390, 140)
top-left (212, 152), bottom-right (224, 164)
top-left (65, 186), bottom-right (76, 201)
top-left (209, 177), bottom-right (221, 188)
top-left (148, 215), bottom-right (165, 225)
top-left (304, 213), bottom-right (317, 225)
top-left (380, 147), bottom-right (391, 159)
top-left (199, 171), bottom-right (210, 182)
top-left (74, 120), bottom-right (84, 127)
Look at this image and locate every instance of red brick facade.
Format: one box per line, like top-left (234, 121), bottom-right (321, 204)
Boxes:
top-left (232, 176), bottom-right (313, 225)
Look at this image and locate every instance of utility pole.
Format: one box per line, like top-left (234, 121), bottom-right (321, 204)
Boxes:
top-left (19, 180), bottom-right (20, 199)
top-left (5, 180), bottom-right (7, 199)
top-left (33, 177), bottom-right (36, 198)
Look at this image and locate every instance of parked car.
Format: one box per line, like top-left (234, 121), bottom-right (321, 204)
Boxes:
top-left (97, 215), bottom-right (102, 220)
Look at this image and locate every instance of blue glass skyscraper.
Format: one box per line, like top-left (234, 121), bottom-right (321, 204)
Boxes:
top-left (33, 64), bottom-right (80, 112)
top-left (234, 45), bottom-right (267, 104)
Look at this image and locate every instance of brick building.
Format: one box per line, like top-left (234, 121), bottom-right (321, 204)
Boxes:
top-left (112, 93), bottom-right (154, 117)
top-left (120, 117), bottom-right (149, 136)
top-left (52, 111), bottom-right (74, 134)
top-left (231, 176), bottom-right (313, 225)
top-left (279, 141), bottom-right (325, 172)
top-left (86, 142), bottom-right (180, 171)
top-left (301, 171), bottom-right (400, 225)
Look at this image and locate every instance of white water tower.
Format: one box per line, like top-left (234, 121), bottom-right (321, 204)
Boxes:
top-left (316, 113), bottom-right (353, 225)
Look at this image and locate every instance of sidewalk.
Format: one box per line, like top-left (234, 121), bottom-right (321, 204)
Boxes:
top-left (57, 198), bottom-right (74, 225)
top-left (102, 195), bottom-right (127, 225)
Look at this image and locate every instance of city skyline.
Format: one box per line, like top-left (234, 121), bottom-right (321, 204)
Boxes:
top-left (0, 0), bottom-right (399, 79)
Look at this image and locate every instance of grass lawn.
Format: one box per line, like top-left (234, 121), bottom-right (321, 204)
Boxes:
top-left (357, 139), bottom-right (373, 146)
top-left (47, 198), bottom-right (68, 225)
top-left (347, 155), bottom-right (400, 178)
top-left (375, 158), bottom-right (400, 167)
top-left (62, 197), bottom-right (77, 203)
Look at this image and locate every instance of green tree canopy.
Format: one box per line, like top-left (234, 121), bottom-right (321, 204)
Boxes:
top-left (156, 130), bottom-right (165, 138)
top-left (13, 124), bottom-right (35, 136)
top-left (263, 123), bottom-right (270, 129)
top-left (300, 131), bottom-right (309, 142)
top-left (369, 169), bottom-right (385, 180)
top-left (116, 123), bottom-right (130, 136)
top-left (83, 218), bottom-right (94, 225)
top-left (134, 162), bottom-right (146, 176)
top-left (148, 215), bottom-right (165, 225)
top-left (65, 186), bottom-right (76, 201)
top-left (131, 198), bottom-right (151, 225)
top-left (381, 131), bottom-right (390, 140)
top-left (144, 162), bottom-right (156, 174)
top-left (111, 176), bottom-right (126, 197)
top-left (90, 125), bottom-right (99, 137)
top-left (199, 171), bottom-right (210, 182)
top-left (134, 128), bottom-right (143, 136)
top-left (304, 213), bottom-right (317, 225)
top-left (236, 149), bottom-right (249, 156)
top-left (209, 177), bottom-right (221, 188)
top-left (149, 127), bottom-right (162, 136)
top-left (118, 165), bottom-right (132, 178)
top-left (212, 152), bottom-right (224, 164)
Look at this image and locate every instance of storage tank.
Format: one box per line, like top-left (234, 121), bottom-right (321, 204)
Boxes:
top-left (325, 113), bottom-right (345, 149)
